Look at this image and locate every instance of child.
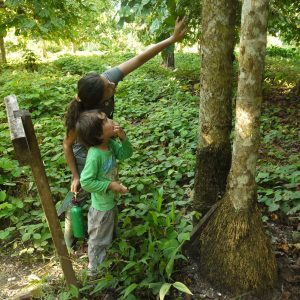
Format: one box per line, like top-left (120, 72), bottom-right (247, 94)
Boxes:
top-left (63, 17), bottom-right (186, 249)
top-left (76, 110), bottom-right (133, 276)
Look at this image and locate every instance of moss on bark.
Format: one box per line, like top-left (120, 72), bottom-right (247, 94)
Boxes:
top-left (199, 195), bottom-right (277, 295)
top-left (193, 0), bottom-right (237, 214)
top-left (193, 142), bottom-right (231, 215)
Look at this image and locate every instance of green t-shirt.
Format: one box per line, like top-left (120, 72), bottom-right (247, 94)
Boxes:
top-left (80, 138), bottom-right (133, 211)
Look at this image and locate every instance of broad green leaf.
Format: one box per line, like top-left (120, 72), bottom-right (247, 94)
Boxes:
top-left (69, 284), bottom-right (79, 297)
top-left (0, 230), bottom-right (10, 240)
top-left (122, 283), bottom-right (138, 299)
top-left (22, 233), bottom-right (31, 242)
top-left (91, 276), bottom-right (114, 295)
top-left (33, 233), bottom-right (41, 240)
top-left (156, 193), bottom-right (163, 213)
top-left (142, 0), bottom-right (151, 6)
top-left (0, 191), bottom-right (6, 202)
top-left (150, 19), bottom-right (160, 34)
top-left (121, 261), bottom-right (137, 273)
top-left (134, 224), bottom-right (148, 236)
top-left (165, 215), bottom-right (171, 226)
top-left (137, 184), bottom-right (144, 191)
top-left (166, 245), bottom-right (180, 279)
top-left (173, 282), bottom-right (193, 295)
top-left (159, 283), bottom-right (171, 300)
top-left (268, 203), bottom-right (280, 212)
top-left (178, 232), bottom-right (190, 243)
top-left (150, 211), bottom-right (158, 225)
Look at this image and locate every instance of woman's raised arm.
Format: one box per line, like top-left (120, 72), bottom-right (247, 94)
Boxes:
top-left (118, 17), bottom-right (186, 76)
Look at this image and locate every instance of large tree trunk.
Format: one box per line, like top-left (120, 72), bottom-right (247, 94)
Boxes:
top-left (199, 0), bottom-right (277, 295)
top-left (161, 44), bottom-right (175, 69)
top-left (193, 0), bottom-right (237, 215)
top-left (0, 35), bottom-right (7, 64)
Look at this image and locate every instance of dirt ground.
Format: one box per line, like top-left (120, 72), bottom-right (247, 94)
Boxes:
top-left (0, 255), bottom-right (61, 299)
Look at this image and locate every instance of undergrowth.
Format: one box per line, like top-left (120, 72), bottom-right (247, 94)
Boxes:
top-left (0, 49), bottom-right (299, 298)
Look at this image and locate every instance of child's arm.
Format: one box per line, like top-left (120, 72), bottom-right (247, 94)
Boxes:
top-left (111, 126), bottom-right (133, 160)
top-left (80, 157), bottom-right (112, 193)
top-left (117, 17), bottom-right (186, 77)
top-left (109, 182), bottom-right (128, 194)
top-left (80, 155), bottom-right (128, 194)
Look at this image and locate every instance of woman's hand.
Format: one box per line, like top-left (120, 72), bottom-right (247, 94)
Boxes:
top-left (117, 16), bottom-right (186, 77)
top-left (171, 17), bottom-right (186, 43)
top-left (71, 176), bottom-right (80, 193)
top-left (109, 181), bottom-right (128, 194)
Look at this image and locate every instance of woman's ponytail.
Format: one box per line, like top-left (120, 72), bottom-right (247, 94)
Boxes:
top-left (65, 98), bottom-right (84, 136)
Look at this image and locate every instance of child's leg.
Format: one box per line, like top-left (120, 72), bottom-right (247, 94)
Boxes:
top-left (87, 207), bottom-right (116, 275)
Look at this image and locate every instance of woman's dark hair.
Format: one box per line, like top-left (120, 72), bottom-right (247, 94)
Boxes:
top-left (65, 72), bottom-right (105, 135)
top-left (76, 111), bottom-right (105, 147)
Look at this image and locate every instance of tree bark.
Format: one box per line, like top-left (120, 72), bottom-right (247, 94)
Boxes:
top-left (72, 42), bottom-right (78, 53)
top-left (199, 0), bottom-right (277, 295)
top-left (193, 0), bottom-right (237, 215)
top-left (161, 45), bottom-right (175, 69)
top-left (0, 35), bottom-right (7, 64)
top-left (42, 40), bottom-right (48, 59)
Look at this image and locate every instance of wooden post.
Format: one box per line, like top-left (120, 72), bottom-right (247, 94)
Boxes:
top-left (4, 95), bottom-right (78, 290)
top-left (182, 202), bottom-right (219, 254)
top-left (4, 97), bottom-right (31, 166)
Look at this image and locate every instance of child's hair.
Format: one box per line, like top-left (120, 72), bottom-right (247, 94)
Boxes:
top-left (76, 110), bottom-right (105, 147)
top-left (65, 72), bottom-right (105, 136)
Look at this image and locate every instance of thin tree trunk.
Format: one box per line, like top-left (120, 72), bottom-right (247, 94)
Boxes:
top-left (199, 0), bottom-right (277, 295)
top-left (161, 45), bottom-right (175, 69)
top-left (72, 42), bottom-right (78, 54)
top-left (42, 40), bottom-right (48, 59)
top-left (0, 35), bottom-right (7, 64)
top-left (193, 0), bottom-right (237, 215)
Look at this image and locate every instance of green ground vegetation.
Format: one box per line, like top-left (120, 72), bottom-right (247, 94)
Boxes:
top-left (0, 47), bottom-right (299, 298)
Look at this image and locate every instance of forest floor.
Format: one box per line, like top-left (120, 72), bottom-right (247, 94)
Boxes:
top-left (178, 219), bottom-right (300, 300)
top-left (0, 86), bottom-right (299, 300)
top-left (1, 218), bottom-right (299, 300)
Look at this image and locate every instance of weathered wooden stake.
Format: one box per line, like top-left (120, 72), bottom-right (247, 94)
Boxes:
top-left (4, 95), bottom-right (78, 290)
top-left (182, 202), bottom-right (219, 254)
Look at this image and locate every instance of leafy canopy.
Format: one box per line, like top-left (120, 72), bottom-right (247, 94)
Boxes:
top-left (118, 0), bottom-right (200, 45)
top-left (0, 0), bottom-right (91, 40)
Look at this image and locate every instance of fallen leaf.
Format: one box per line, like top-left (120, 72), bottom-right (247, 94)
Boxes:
top-left (270, 213), bottom-right (278, 221)
top-left (278, 243), bottom-right (289, 253)
top-left (281, 291), bottom-right (291, 300)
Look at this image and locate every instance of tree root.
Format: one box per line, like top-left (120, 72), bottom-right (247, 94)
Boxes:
top-left (199, 195), bottom-right (277, 296)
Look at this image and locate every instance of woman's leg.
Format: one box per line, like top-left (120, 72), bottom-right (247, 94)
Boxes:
top-left (64, 209), bottom-right (73, 250)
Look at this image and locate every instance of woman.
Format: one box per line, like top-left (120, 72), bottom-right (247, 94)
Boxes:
top-left (63, 17), bottom-right (186, 249)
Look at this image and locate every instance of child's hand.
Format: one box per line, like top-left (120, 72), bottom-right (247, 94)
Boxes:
top-left (109, 181), bottom-right (128, 194)
top-left (113, 123), bottom-right (126, 140)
